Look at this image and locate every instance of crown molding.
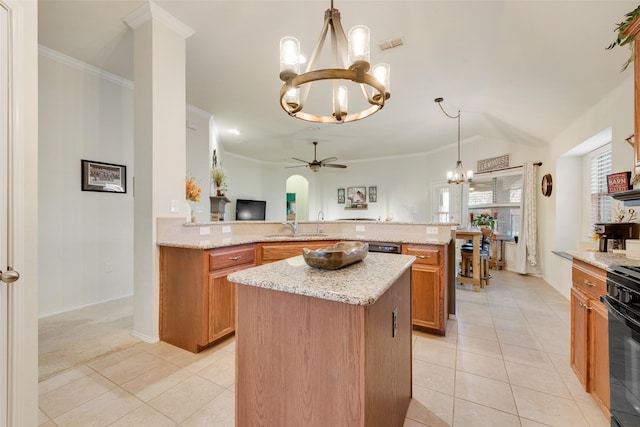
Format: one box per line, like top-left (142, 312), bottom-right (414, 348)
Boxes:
top-left (123, 0), bottom-right (195, 39)
top-left (38, 45), bottom-right (134, 90)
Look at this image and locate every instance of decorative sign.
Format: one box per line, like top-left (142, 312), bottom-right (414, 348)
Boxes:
top-left (607, 172), bottom-right (631, 193)
top-left (477, 154), bottom-right (510, 173)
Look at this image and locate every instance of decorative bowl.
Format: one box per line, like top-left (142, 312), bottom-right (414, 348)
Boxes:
top-left (302, 241), bottom-right (369, 270)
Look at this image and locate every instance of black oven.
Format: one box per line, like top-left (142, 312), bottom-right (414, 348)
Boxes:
top-left (603, 265), bottom-right (640, 427)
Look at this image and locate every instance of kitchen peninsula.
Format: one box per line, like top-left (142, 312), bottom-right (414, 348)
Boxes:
top-left (157, 218), bottom-right (455, 352)
top-left (228, 252), bottom-right (415, 427)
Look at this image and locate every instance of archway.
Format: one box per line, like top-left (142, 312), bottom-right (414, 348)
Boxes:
top-left (286, 175), bottom-right (309, 221)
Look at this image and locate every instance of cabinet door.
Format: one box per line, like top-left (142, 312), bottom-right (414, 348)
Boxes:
top-left (411, 264), bottom-right (441, 332)
top-left (590, 300), bottom-right (610, 417)
top-left (208, 270), bottom-right (236, 343)
top-left (571, 287), bottom-right (589, 389)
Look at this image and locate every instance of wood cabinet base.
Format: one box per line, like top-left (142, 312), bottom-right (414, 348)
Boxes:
top-left (235, 270), bottom-right (412, 427)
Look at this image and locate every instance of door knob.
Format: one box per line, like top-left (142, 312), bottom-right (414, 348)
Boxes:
top-left (1, 267), bottom-right (20, 284)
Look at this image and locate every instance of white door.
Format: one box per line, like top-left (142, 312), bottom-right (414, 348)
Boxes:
top-left (1, 1), bottom-right (38, 425)
top-left (1, 3), bottom-right (10, 420)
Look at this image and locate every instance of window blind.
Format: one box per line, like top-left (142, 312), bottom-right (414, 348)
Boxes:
top-left (589, 144), bottom-right (612, 228)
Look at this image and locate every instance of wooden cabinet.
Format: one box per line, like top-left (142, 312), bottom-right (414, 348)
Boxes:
top-left (255, 240), bottom-right (337, 265)
top-left (570, 287), bottom-right (589, 387)
top-left (403, 244), bottom-right (449, 335)
top-left (570, 260), bottom-right (610, 419)
top-left (160, 244), bottom-right (254, 352)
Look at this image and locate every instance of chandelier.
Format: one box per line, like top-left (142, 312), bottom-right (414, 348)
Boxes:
top-left (435, 97), bottom-right (473, 184)
top-left (279, 1), bottom-right (390, 123)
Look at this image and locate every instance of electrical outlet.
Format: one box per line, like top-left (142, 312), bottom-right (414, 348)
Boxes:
top-left (105, 262), bottom-right (113, 273)
top-left (200, 227), bottom-right (210, 235)
top-left (170, 200), bottom-right (179, 213)
top-left (222, 226), bottom-right (231, 234)
top-left (426, 226), bottom-right (438, 235)
top-left (356, 225), bottom-right (365, 232)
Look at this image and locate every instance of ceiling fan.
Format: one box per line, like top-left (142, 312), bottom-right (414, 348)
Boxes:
top-left (286, 141), bottom-right (347, 172)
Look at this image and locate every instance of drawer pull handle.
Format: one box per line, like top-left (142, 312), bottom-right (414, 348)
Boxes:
top-left (416, 255), bottom-right (431, 259)
top-left (583, 279), bottom-right (596, 287)
top-left (578, 302), bottom-right (592, 311)
top-left (229, 256), bottom-right (242, 261)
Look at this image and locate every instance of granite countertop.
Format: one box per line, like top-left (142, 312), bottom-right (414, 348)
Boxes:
top-left (157, 233), bottom-right (452, 250)
top-left (227, 252), bottom-right (416, 306)
top-left (569, 250), bottom-right (640, 270)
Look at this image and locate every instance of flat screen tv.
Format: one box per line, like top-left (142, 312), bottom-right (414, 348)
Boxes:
top-left (235, 199), bottom-right (266, 221)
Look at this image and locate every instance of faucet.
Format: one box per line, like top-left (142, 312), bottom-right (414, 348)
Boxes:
top-left (283, 217), bottom-right (298, 236)
top-left (316, 211), bottom-right (324, 235)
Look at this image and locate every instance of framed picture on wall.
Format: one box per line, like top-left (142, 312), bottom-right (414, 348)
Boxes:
top-left (81, 159), bottom-right (127, 193)
top-left (347, 186), bottom-right (366, 205)
top-left (337, 188), bottom-right (345, 204)
top-left (368, 186), bottom-right (377, 203)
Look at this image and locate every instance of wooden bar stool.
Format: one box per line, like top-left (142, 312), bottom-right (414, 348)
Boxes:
top-left (460, 227), bottom-right (492, 288)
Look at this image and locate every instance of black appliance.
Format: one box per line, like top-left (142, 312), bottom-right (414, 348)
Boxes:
top-left (603, 265), bottom-right (640, 427)
top-left (594, 223), bottom-right (640, 252)
top-left (367, 242), bottom-right (402, 254)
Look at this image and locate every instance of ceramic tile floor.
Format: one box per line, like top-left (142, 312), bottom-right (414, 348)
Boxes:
top-left (38, 270), bottom-right (610, 426)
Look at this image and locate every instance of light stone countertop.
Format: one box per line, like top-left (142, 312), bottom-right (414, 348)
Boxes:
top-left (568, 250), bottom-right (640, 270)
top-left (157, 232), bottom-right (452, 250)
top-left (227, 252), bottom-right (416, 306)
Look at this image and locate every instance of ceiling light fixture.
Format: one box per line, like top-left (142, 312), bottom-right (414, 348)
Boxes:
top-left (279, 0), bottom-right (390, 123)
top-left (435, 97), bottom-right (473, 184)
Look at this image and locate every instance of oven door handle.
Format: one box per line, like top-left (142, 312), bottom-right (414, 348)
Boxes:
top-left (601, 295), bottom-right (640, 331)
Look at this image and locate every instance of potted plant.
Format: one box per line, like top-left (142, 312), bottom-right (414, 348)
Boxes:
top-left (607, 5), bottom-right (640, 71)
top-left (211, 167), bottom-right (226, 196)
top-left (472, 213), bottom-right (495, 229)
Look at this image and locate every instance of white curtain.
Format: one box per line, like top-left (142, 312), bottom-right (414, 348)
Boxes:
top-left (515, 162), bottom-right (538, 273)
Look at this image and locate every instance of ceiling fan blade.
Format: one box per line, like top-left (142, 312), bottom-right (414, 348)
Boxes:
top-left (291, 157), bottom-right (310, 163)
top-left (285, 164), bottom-right (308, 169)
top-left (323, 164), bottom-right (347, 168)
top-left (319, 157), bottom-right (338, 164)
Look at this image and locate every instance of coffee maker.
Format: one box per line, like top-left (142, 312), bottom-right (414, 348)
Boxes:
top-left (594, 222), bottom-right (640, 252)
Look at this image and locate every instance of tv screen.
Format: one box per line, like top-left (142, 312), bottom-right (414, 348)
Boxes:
top-left (236, 199), bottom-right (266, 221)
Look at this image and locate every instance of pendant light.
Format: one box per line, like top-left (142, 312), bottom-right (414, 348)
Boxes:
top-left (435, 97), bottom-right (473, 184)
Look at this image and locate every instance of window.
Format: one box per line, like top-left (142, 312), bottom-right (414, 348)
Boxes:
top-left (432, 183), bottom-right (450, 222)
top-left (587, 144), bottom-right (612, 231)
top-left (468, 173), bottom-right (521, 237)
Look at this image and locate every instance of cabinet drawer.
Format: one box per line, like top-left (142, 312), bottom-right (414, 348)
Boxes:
top-left (572, 260), bottom-right (606, 299)
top-left (404, 246), bottom-right (441, 265)
top-left (258, 241), bottom-right (335, 263)
top-left (209, 245), bottom-right (255, 271)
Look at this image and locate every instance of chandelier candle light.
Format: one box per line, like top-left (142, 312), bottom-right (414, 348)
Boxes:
top-left (279, 1), bottom-right (390, 123)
top-left (435, 97), bottom-right (473, 184)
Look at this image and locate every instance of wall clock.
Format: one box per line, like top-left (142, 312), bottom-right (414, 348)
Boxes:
top-left (541, 173), bottom-right (553, 197)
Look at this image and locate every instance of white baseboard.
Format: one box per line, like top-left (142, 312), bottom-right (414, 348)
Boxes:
top-left (131, 330), bottom-right (159, 344)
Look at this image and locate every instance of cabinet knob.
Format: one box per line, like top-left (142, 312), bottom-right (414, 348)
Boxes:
top-left (229, 256), bottom-right (242, 261)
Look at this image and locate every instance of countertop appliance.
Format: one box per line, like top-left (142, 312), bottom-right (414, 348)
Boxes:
top-left (367, 242), bottom-right (402, 254)
top-left (603, 265), bottom-right (640, 427)
top-left (594, 223), bottom-right (640, 252)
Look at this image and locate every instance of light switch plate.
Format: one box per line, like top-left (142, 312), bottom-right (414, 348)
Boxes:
top-left (426, 226), bottom-right (438, 235)
top-left (170, 200), bottom-right (179, 213)
top-left (222, 226), bottom-right (231, 234)
top-left (200, 227), bottom-right (210, 235)
top-left (356, 225), bottom-right (365, 232)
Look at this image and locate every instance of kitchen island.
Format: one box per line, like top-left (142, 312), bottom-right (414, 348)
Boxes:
top-left (228, 252), bottom-right (415, 427)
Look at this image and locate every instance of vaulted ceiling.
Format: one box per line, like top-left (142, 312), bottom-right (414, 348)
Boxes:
top-left (38, 0), bottom-right (637, 164)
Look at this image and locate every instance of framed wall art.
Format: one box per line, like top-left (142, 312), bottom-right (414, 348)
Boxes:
top-left (368, 186), bottom-right (377, 203)
top-left (347, 186), bottom-right (366, 205)
top-left (81, 159), bottom-right (127, 193)
top-left (337, 188), bottom-right (345, 204)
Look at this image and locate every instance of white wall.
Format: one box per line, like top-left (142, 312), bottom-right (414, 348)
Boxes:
top-left (186, 106), bottom-right (212, 222)
top-left (543, 75), bottom-right (634, 298)
top-left (38, 49), bottom-right (134, 317)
